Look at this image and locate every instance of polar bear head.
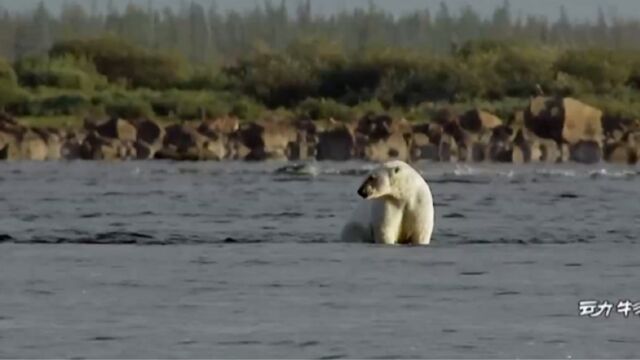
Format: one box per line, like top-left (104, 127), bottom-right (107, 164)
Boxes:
top-left (357, 160), bottom-right (421, 200)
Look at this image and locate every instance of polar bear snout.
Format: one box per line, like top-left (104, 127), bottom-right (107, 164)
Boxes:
top-left (357, 174), bottom-right (389, 199)
top-left (357, 176), bottom-right (375, 198)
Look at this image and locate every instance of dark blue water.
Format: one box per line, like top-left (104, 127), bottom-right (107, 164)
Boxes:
top-left (1, 161), bottom-right (639, 358)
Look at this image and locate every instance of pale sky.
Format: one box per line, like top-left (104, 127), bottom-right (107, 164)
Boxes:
top-left (0, 0), bottom-right (637, 22)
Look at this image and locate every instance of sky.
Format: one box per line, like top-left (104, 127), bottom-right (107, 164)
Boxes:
top-left (0, 0), bottom-right (638, 22)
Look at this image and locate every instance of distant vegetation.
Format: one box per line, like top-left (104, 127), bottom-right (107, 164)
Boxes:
top-left (2, 1), bottom-right (640, 125)
top-left (3, 0), bottom-right (640, 61)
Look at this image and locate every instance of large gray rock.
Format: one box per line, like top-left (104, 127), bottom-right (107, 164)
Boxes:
top-left (158, 124), bottom-right (226, 161)
top-left (316, 122), bottom-right (355, 161)
top-left (92, 117), bottom-right (138, 142)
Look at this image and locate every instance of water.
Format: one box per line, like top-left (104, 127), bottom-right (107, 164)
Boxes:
top-left (1, 161), bottom-right (639, 358)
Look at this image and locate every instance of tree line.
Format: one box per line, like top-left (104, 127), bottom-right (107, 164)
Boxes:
top-left (1, 1), bottom-right (640, 124)
top-left (1, 1), bottom-right (640, 63)
top-left (2, 35), bottom-right (640, 122)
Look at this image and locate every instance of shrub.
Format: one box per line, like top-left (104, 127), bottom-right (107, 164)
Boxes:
top-left (0, 84), bottom-right (29, 113)
top-left (94, 91), bottom-right (153, 119)
top-left (296, 97), bottom-right (354, 121)
top-left (229, 97), bottom-right (265, 120)
top-left (578, 92), bottom-right (640, 120)
top-left (15, 55), bottom-right (107, 91)
top-left (145, 89), bottom-right (240, 120)
top-left (352, 99), bottom-right (385, 117)
top-left (0, 58), bottom-right (17, 87)
top-left (39, 94), bottom-right (92, 116)
top-left (224, 52), bottom-right (320, 107)
top-left (50, 36), bottom-right (188, 89)
top-left (317, 50), bottom-right (424, 105)
top-left (179, 66), bottom-right (227, 90)
top-left (553, 49), bottom-right (632, 93)
top-left (492, 48), bottom-right (556, 97)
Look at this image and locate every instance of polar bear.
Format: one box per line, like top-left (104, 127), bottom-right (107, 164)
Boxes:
top-left (340, 160), bottom-right (434, 245)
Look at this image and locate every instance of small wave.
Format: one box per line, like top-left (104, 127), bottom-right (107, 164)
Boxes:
top-left (429, 177), bottom-right (492, 184)
top-left (0, 234), bottom-right (14, 242)
top-left (2, 232), bottom-right (161, 245)
top-left (222, 237), bottom-right (265, 244)
top-left (458, 237), bottom-right (592, 245)
top-left (451, 165), bottom-right (484, 176)
top-left (272, 177), bottom-right (315, 183)
top-left (426, 166), bottom-right (639, 183)
top-left (274, 163), bottom-right (319, 177)
top-left (534, 169), bottom-right (578, 178)
top-left (89, 336), bottom-right (124, 342)
top-left (322, 168), bottom-right (372, 176)
top-left (450, 165), bottom-right (516, 178)
top-left (557, 192), bottom-right (579, 199)
top-left (459, 271), bottom-right (486, 276)
top-left (253, 211), bottom-right (305, 219)
top-left (494, 290), bottom-right (521, 296)
top-left (533, 168), bottom-right (638, 180)
top-left (589, 169), bottom-right (638, 179)
top-left (320, 163), bottom-right (377, 176)
top-left (443, 212), bottom-right (466, 219)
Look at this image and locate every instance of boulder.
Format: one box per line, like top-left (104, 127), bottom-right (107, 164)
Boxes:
top-left (457, 110), bottom-right (503, 162)
top-left (509, 127), bottom-right (563, 164)
top-left (569, 140), bottom-right (601, 164)
top-left (356, 114), bottom-right (412, 142)
top-left (353, 114), bottom-right (413, 161)
top-left (442, 119), bottom-right (473, 161)
top-left (459, 109), bottom-right (502, 133)
top-left (410, 132), bottom-right (438, 161)
top-left (532, 137), bottom-right (562, 163)
top-left (488, 125), bottom-right (514, 162)
top-left (159, 124), bottom-right (226, 161)
top-left (225, 133), bottom-right (252, 160)
top-left (44, 133), bottom-right (63, 160)
top-left (234, 121), bottom-right (297, 161)
top-left (438, 134), bottom-right (460, 162)
top-left (198, 116), bottom-right (240, 135)
top-left (468, 142), bottom-right (488, 162)
top-left (288, 130), bottom-right (314, 161)
top-left (60, 136), bottom-right (83, 160)
top-left (605, 130), bottom-right (640, 164)
top-left (0, 129), bottom-right (19, 160)
top-left (290, 118), bottom-right (318, 161)
top-left (0, 112), bottom-right (18, 126)
top-left (509, 128), bottom-right (531, 164)
top-left (316, 122), bottom-right (355, 161)
top-left (93, 117), bottom-right (138, 142)
top-left (432, 108), bottom-right (457, 126)
top-left (16, 130), bottom-right (48, 160)
top-left (525, 96), bottom-right (604, 163)
top-left (561, 97), bottom-right (603, 145)
top-left (31, 128), bottom-right (63, 160)
top-left (410, 123), bottom-right (441, 161)
top-left (80, 132), bottom-right (128, 160)
top-left (130, 118), bottom-right (164, 148)
top-left (525, 96), bottom-right (564, 141)
top-left (133, 141), bottom-right (153, 160)
top-left (604, 142), bottom-right (637, 164)
top-left (602, 115), bottom-right (636, 141)
top-left (362, 132), bottom-right (410, 162)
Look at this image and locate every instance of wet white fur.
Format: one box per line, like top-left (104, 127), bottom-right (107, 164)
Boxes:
top-left (340, 160), bottom-right (434, 245)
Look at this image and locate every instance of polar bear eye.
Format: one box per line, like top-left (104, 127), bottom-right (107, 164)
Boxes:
top-left (393, 167), bottom-right (400, 174)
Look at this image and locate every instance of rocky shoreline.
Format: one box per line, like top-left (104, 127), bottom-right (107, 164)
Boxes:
top-left (1, 96), bottom-right (639, 164)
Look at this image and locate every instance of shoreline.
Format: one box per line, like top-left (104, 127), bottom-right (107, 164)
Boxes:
top-left (1, 96), bottom-right (639, 165)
